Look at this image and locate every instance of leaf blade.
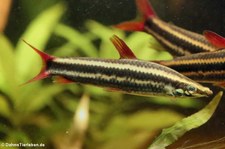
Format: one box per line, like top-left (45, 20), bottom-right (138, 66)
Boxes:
top-left (149, 92), bottom-right (223, 149)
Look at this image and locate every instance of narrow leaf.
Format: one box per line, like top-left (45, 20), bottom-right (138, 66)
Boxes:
top-left (54, 24), bottom-right (98, 57)
top-left (149, 92), bottom-right (223, 149)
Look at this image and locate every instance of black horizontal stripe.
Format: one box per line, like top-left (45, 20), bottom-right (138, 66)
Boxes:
top-left (52, 57), bottom-right (186, 78)
top-left (183, 71), bottom-right (225, 82)
top-left (168, 62), bottom-right (225, 72)
top-left (145, 18), bottom-right (215, 55)
top-left (173, 50), bottom-right (225, 61)
top-left (47, 58), bottom-right (190, 95)
top-left (168, 24), bottom-right (213, 47)
top-left (165, 50), bottom-right (225, 72)
top-left (160, 50), bottom-right (225, 83)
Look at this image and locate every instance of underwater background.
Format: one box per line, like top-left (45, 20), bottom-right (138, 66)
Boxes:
top-left (1, 0), bottom-right (225, 148)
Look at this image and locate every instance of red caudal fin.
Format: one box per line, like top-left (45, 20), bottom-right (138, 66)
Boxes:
top-left (21, 40), bottom-right (55, 85)
top-left (114, 0), bottom-right (157, 31)
top-left (110, 35), bottom-right (137, 59)
top-left (136, 0), bottom-right (157, 19)
top-left (204, 30), bottom-right (225, 48)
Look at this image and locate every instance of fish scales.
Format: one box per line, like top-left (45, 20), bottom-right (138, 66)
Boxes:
top-left (23, 37), bottom-right (212, 98)
top-left (48, 57), bottom-right (192, 95)
top-left (145, 18), bottom-right (215, 56)
top-left (159, 50), bottom-right (225, 83)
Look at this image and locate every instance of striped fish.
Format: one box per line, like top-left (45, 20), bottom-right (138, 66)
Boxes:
top-left (115, 0), bottom-right (217, 56)
top-left (157, 31), bottom-right (225, 87)
top-left (22, 36), bottom-right (212, 98)
top-left (113, 30), bottom-right (225, 87)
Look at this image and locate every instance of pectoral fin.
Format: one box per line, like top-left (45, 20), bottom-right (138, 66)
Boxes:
top-left (53, 76), bottom-right (73, 84)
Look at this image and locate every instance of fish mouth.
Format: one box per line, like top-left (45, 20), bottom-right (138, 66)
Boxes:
top-left (205, 89), bottom-right (213, 96)
top-left (198, 88), bottom-right (213, 97)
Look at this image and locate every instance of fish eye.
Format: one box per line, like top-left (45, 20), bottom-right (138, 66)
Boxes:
top-left (187, 86), bottom-right (196, 92)
top-left (173, 88), bottom-right (184, 96)
top-left (185, 86), bottom-right (197, 95)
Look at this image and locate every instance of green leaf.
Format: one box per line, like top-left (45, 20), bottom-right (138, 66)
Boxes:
top-left (22, 85), bottom-right (64, 112)
top-left (149, 91), bottom-right (223, 149)
top-left (16, 3), bottom-right (65, 82)
top-left (0, 95), bottom-right (11, 118)
top-left (53, 43), bottom-right (79, 57)
top-left (102, 110), bottom-right (183, 140)
top-left (85, 20), bottom-right (124, 41)
top-left (0, 34), bottom-right (17, 97)
top-left (85, 20), bottom-right (124, 58)
top-left (125, 32), bottom-right (172, 60)
top-left (97, 109), bottom-right (183, 149)
top-left (54, 24), bottom-right (98, 57)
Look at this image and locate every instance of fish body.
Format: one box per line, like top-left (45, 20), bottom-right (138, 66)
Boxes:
top-left (112, 30), bottom-right (225, 87)
top-left (23, 38), bottom-right (212, 98)
top-left (157, 31), bottom-right (225, 87)
top-left (115, 0), bottom-right (217, 56)
top-left (158, 50), bottom-right (225, 84)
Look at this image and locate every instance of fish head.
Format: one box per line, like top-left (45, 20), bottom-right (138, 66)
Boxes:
top-left (172, 84), bottom-right (213, 98)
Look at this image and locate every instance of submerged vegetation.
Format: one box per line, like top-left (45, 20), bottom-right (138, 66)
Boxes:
top-left (0, 1), bottom-right (223, 149)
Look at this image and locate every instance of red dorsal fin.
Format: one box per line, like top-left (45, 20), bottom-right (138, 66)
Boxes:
top-left (203, 30), bottom-right (225, 48)
top-left (110, 35), bottom-right (137, 59)
top-left (136, 0), bottom-right (157, 19)
top-left (21, 40), bottom-right (55, 85)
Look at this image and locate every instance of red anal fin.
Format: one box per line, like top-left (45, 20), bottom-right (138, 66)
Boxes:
top-left (110, 35), bottom-right (137, 59)
top-left (114, 21), bottom-right (144, 31)
top-left (53, 76), bottom-right (73, 84)
top-left (203, 30), bottom-right (225, 48)
top-left (21, 40), bottom-right (55, 85)
top-left (136, 0), bottom-right (157, 19)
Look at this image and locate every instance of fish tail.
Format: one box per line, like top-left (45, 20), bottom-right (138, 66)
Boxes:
top-left (114, 0), bottom-right (157, 31)
top-left (136, 0), bottom-right (157, 19)
top-left (21, 40), bottom-right (55, 85)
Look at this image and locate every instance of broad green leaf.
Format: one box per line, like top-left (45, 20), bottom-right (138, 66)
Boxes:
top-left (54, 24), bottom-right (98, 57)
top-left (102, 110), bottom-right (183, 142)
top-left (16, 3), bottom-right (65, 82)
top-left (53, 43), bottom-right (79, 57)
top-left (85, 20), bottom-right (124, 58)
top-left (98, 37), bottom-right (121, 59)
top-left (0, 34), bottom-right (17, 97)
top-left (85, 20), bottom-right (124, 41)
top-left (149, 91), bottom-right (223, 149)
top-left (125, 32), bottom-right (172, 60)
top-left (22, 85), bottom-right (64, 112)
top-left (0, 96), bottom-right (11, 118)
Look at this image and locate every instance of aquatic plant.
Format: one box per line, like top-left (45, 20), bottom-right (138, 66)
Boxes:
top-left (0, 2), bottom-right (222, 149)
